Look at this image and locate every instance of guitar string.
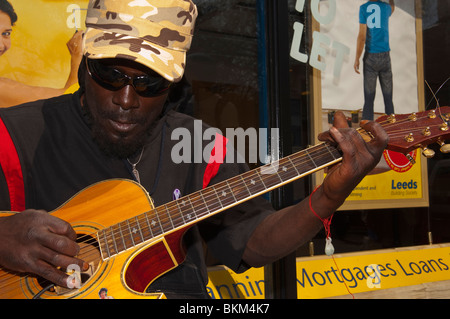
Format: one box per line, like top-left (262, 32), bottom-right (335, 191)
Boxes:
top-left (72, 143), bottom-right (337, 256)
top-left (96, 143), bottom-right (338, 243)
top-left (1, 115), bottom-right (448, 295)
top-left (1, 109), bottom-right (448, 294)
top-left (381, 123), bottom-right (447, 137)
top-left (3, 112), bottom-right (443, 273)
top-left (83, 116), bottom-right (446, 260)
top-left (0, 144), bottom-right (340, 292)
top-left (118, 113), bottom-right (448, 242)
top-left (2, 131), bottom-right (360, 292)
top-left (0, 112), bottom-right (446, 266)
top-left (67, 112), bottom-right (450, 259)
top-left (3, 113), bottom-right (444, 280)
top-left (0, 146), bottom-right (338, 295)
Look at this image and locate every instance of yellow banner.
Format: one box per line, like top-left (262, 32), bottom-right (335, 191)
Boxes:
top-left (206, 244), bottom-right (450, 299)
top-left (347, 150), bottom-right (423, 202)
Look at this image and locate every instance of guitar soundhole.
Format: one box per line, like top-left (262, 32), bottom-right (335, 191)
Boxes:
top-left (34, 233), bottom-right (102, 297)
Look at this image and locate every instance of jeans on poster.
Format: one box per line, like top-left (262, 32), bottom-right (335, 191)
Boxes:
top-left (362, 51), bottom-right (395, 121)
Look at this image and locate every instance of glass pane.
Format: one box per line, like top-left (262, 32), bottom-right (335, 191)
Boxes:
top-left (183, 0), bottom-right (261, 168)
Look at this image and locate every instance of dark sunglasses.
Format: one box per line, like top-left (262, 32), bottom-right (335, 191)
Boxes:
top-left (85, 58), bottom-right (172, 97)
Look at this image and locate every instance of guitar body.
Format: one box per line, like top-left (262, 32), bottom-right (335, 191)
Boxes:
top-left (0, 179), bottom-right (187, 299)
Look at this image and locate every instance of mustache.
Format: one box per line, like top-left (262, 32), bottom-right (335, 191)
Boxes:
top-left (99, 108), bottom-right (147, 125)
top-left (81, 98), bottom-right (147, 128)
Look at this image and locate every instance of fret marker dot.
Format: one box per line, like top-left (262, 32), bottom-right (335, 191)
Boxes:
top-left (151, 220), bottom-right (156, 227)
top-left (250, 180), bottom-right (256, 185)
top-left (222, 191), bottom-right (227, 197)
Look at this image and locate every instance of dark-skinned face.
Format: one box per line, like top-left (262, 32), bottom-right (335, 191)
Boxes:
top-left (80, 58), bottom-right (169, 159)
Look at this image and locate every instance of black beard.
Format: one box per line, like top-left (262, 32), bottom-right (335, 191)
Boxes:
top-left (93, 126), bottom-right (147, 159)
top-left (81, 98), bottom-right (156, 159)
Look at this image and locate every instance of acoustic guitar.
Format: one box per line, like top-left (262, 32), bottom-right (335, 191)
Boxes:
top-left (0, 107), bottom-right (449, 299)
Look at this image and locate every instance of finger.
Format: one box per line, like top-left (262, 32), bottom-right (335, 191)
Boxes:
top-left (38, 233), bottom-right (80, 259)
top-left (34, 260), bottom-right (79, 289)
top-left (318, 112), bottom-right (352, 145)
top-left (360, 120), bottom-right (389, 154)
top-left (317, 130), bottom-right (333, 144)
top-left (329, 126), bottom-right (365, 160)
top-left (38, 244), bottom-right (86, 270)
top-left (332, 111), bottom-right (349, 129)
top-left (317, 112), bottom-right (346, 144)
top-left (25, 210), bottom-right (77, 240)
top-left (33, 247), bottom-right (89, 289)
top-left (329, 126), bottom-right (347, 148)
top-left (27, 215), bottom-right (80, 257)
top-left (45, 215), bottom-right (78, 242)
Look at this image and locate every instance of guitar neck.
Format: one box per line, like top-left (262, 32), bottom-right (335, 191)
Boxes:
top-left (97, 142), bottom-right (342, 260)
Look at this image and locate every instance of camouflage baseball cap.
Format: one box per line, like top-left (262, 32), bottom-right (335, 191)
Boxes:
top-left (83, 0), bottom-right (197, 83)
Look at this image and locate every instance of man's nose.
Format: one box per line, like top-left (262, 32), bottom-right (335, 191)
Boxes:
top-left (113, 84), bottom-right (140, 110)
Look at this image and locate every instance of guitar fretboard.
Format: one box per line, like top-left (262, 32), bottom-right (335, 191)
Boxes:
top-left (97, 142), bottom-right (342, 260)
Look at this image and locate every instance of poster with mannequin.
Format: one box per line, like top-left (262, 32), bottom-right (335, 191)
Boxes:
top-left (0, 0), bottom-right (88, 108)
top-left (290, 0), bottom-right (428, 209)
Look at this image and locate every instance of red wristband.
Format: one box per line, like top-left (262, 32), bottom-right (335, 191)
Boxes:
top-left (309, 186), bottom-right (334, 238)
top-left (309, 185), bottom-right (334, 256)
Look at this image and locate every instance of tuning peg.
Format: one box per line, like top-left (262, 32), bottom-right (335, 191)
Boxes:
top-left (438, 140), bottom-right (450, 154)
top-left (421, 147), bottom-right (435, 158)
top-left (428, 110), bottom-right (436, 119)
top-left (387, 114), bottom-right (396, 123)
top-left (404, 133), bottom-right (414, 143)
top-left (422, 127), bottom-right (431, 137)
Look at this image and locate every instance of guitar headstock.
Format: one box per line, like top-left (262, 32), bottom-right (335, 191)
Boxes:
top-left (376, 106), bottom-right (450, 158)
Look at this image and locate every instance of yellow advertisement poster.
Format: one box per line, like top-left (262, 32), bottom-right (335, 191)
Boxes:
top-left (347, 151), bottom-right (423, 202)
top-left (316, 146), bottom-right (428, 210)
top-left (206, 244), bottom-right (450, 299)
top-left (0, 0), bottom-right (88, 107)
top-left (341, 148), bottom-right (428, 209)
top-left (294, 244), bottom-right (450, 299)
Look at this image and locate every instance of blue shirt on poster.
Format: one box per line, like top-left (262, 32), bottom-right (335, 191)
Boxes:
top-left (359, 0), bottom-right (392, 53)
